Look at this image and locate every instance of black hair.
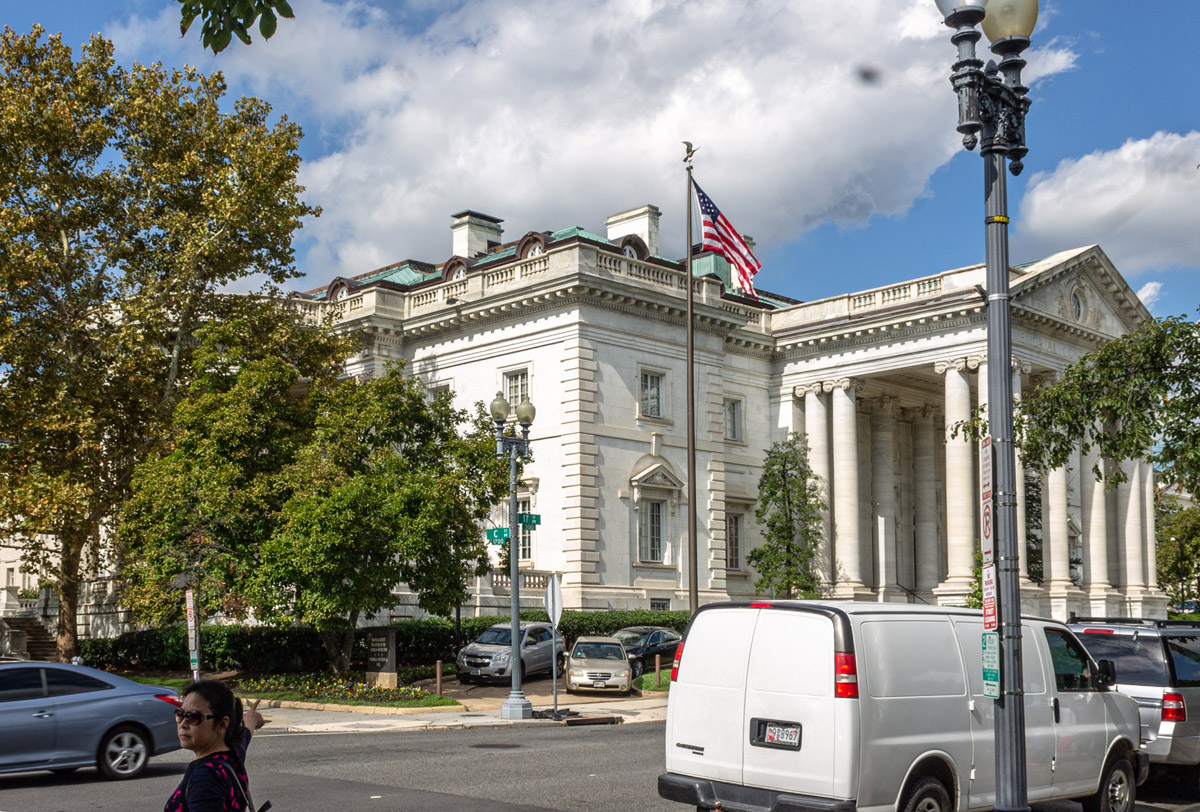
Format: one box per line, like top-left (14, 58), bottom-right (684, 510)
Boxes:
top-left (182, 679), bottom-right (245, 749)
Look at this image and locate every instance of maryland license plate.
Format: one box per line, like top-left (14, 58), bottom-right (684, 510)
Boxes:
top-left (764, 723), bottom-right (800, 747)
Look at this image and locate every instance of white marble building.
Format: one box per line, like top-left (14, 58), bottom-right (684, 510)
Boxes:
top-left (296, 205), bottom-right (1166, 621)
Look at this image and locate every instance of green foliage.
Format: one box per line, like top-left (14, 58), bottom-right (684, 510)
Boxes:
top-left (748, 434), bottom-right (825, 599)
top-left (1017, 315), bottom-right (1200, 493)
top-left (76, 610), bottom-right (692, 672)
top-left (0, 26), bottom-right (318, 658)
top-left (1156, 493), bottom-right (1200, 608)
top-left (236, 672), bottom-right (451, 706)
top-left (179, 0), bottom-right (295, 53)
top-left (965, 551), bottom-right (983, 610)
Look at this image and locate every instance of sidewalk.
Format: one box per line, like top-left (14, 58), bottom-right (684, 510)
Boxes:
top-left (253, 693), bottom-right (668, 734)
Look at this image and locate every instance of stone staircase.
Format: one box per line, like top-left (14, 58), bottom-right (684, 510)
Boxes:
top-left (4, 617), bottom-right (57, 661)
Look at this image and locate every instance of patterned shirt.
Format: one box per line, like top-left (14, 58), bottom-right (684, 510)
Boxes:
top-left (164, 750), bottom-right (250, 812)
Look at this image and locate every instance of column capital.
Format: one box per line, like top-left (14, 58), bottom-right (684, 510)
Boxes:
top-left (901, 403), bottom-right (941, 422)
top-left (872, 395), bottom-right (900, 416)
top-left (793, 382), bottom-right (824, 398)
top-left (966, 354), bottom-right (985, 371)
top-left (1011, 355), bottom-right (1032, 374)
top-left (935, 357), bottom-right (968, 374)
top-left (1031, 369), bottom-right (1061, 388)
top-left (824, 377), bottom-right (864, 393)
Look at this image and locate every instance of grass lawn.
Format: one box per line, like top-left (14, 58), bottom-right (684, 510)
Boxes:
top-left (124, 672), bottom-right (459, 707)
top-left (635, 672), bottom-right (671, 693)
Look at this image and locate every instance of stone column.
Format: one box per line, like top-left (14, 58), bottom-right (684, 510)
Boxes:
top-left (829, 378), bottom-right (868, 596)
top-left (1080, 440), bottom-right (1114, 614)
top-left (1143, 461), bottom-right (1158, 592)
top-left (872, 396), bottom-right (902, 600)
top-left (1044, 458), bottom-right (1074, 620)
top-left (1114, 463), bottom-right (1133, 589)
top-left (935, 359), bottom-right (975, 603)
top-left (1116, 461), bottom-right (1146, 617)
top-left (798, 383), bottom-right (832, 585)
top-left (912, 405), bottom-right (941, 595)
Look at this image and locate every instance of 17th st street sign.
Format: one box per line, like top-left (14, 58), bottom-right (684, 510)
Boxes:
top-left (518, 513), bottom-right (541, 526)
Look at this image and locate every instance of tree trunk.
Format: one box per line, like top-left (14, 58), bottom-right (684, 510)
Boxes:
top-left (55, 532), bottom-right (85, 662)
top-left (320, 609), bottom-right (360, 673)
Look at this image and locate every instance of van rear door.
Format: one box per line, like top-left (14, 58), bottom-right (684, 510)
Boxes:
top-left (665, 606), bottom-right (759, 785)
top-left (742, 608), bottom-right (846, 797)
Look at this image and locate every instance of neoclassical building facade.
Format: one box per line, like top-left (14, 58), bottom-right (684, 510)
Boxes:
top-left (294, 205), bottom-right (1167, 621)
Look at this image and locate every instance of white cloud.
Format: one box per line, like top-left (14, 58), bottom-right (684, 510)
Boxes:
top-left (1016, 131), bottom-right (1200, 275)
top-left (1136, 281), bottom-right (1163, 309)
top-left (107, 0), bottom-right (1079, 289)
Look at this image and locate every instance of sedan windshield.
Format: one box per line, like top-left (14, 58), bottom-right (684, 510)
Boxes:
top-left (474, 627), bottom-right (512, 646)
top-left (614, 631), bottom-right (646, 647)
top-left (574, 643), bottom-right (626, 660)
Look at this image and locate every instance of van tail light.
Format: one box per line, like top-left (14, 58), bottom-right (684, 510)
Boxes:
top-left (156, 694), bottom-right (182, 707)
top-left (1163, 692), bottom-right (1186, 723)
top-left (750, 601), bottom-right (773, 608)
top-left (1081, 628), bottom-right (1114, 634)
top-left (670, 641), bottom-right (685, 681)
top-left (834, 652), bottom-right (858, 699)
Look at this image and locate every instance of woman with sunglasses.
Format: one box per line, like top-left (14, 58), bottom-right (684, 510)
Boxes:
top-left (165, 680), bottom-right (263, 812)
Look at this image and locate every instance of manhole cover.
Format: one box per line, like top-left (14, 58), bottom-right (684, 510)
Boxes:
top-left (470, 743), bottom-right (521, 750)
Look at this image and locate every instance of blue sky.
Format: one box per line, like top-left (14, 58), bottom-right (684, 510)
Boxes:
top-left (5, 0), bottom-right (1198, 315)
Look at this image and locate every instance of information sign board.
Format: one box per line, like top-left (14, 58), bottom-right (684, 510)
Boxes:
top-left (982, 563), bottom-right (998, 631)
top-left (185, 589), bottom-right (199, 676)
top-left (981, 435), bottom-right (993, 565)
top-left (982, 631), bottom-right (1000, 698)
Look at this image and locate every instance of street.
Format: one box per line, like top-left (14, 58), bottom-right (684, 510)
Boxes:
top-left (2, 722), bottom-right (1199, 812)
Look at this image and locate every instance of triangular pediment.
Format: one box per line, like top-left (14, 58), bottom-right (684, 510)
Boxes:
top-left (1010, 245), bottom-right (1152, 338)
top-left (630, 461), bottom-right (684, 491)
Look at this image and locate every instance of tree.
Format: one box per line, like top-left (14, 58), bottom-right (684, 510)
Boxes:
top-left (0, 27), bottom-right (316, 659)
top-left (1155, 492), bottom-right (1200, 610)
top-left (1017, 315), bottom-right (1200, 494)
top-left (748, 434), bottom-right (825, 599)
top-left (179, 0), bottom-right (295, 54)
top-left (250, 364), bottom-right (510, 671)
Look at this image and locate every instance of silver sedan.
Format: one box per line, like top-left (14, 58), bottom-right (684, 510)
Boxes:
top-left (0, 661), bottom-right (181, 779)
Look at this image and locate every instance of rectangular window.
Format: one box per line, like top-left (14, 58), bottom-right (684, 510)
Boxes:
top-left (504, 369), bottom-right (528, 407)
top-left (517, 497), bottom-right (533, 561)
top-left (726, 513), bottom-right (743, 570)
top-left (638, 500), bottom-right (665, 563)
top-left (724, 399), bottom-right (742, 441)
top-left (640, 372), bottom-right (663, 419)
top-left (650, 599), bottom-right (670, 612)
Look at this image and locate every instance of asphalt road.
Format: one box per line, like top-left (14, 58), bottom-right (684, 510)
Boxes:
top-left (2, 722), bottom-right (1198, 812)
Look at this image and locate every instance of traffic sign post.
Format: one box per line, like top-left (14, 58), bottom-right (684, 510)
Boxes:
top-left (185, 589), bottom-right (199, 681)
top-left (544, 574), bottom-right (563, 717)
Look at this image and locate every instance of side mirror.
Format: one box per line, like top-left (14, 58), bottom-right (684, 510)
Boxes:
top-left (1096, 658), bottom-right (1117, 689)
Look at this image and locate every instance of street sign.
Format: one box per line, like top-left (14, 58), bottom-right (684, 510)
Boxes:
top-left (980, 435), bottom-right (993, 565)
top-left (518, 513), bottom-right (541, 526)
top-left (185, 589), bottom-right (199, 678)
top-left (544, 573), bottom-right (563, 629)
top-left (982, 631), bottom-right (1000, 698)
top-left (982, 563), bottom-right (998, 631)
top-left (486, 527), bottom-right (511, 542)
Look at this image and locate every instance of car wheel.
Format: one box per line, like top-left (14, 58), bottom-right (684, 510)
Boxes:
top-left (901, 776), bottom-right (952, 812)
top-left (556, 653), bottom-right (565, 673)
top-left (456, 673), bottom-right (472, 684)
top-left (1081, 756), bottom-right (1135, 812)
top-left (97, 724), bottom-right (149, 780)
top-left (631, 659), bottom-right (645, 679)
top-left (519, 661), bottom-right (527, 683)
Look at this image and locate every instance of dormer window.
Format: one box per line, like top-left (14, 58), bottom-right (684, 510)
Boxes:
top-left (453, 266), bottom-right (467, 281)
top-left (622, 245), bottom-right (637, 259)
top-left (528, 243), bottom-right (544, 257)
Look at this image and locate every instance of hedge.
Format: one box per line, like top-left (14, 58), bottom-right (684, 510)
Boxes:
top-left (79, 609), bottom-right (692, 673)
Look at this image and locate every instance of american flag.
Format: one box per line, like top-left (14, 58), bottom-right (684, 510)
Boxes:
top-left (693, 181), bottom-right (761, 300)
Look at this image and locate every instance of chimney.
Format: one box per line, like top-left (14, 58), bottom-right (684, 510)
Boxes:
top-left (451, 210), bottom-right (504, 258)
top-left (742, 234), bottom-right (757, 254)
top-left (605, 204), bottom-right (661, 256)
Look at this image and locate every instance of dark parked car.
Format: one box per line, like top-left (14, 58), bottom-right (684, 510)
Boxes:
top-left (0, 661), bottom-right (181, 779)
top-left (612, 626), bottom-right (682, 678)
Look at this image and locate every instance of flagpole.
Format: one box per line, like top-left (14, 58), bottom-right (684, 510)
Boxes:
top-left (683, 142), bottom-right (699, 615)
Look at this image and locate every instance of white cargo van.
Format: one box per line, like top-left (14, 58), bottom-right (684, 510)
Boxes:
top-left (659, 602), bottom-right (1147, 812)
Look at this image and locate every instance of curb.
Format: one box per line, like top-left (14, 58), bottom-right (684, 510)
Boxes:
top-left (250, 698), bottom-right (462, 715)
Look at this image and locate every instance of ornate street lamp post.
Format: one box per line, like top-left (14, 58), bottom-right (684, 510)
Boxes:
top-left (935, 2), bottom-right (1037, 811)
top-left (490, 390), bottom-right (536, 720)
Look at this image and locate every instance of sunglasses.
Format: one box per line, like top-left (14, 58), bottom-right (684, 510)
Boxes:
top-left (174, 709), bottom-right (217, 725)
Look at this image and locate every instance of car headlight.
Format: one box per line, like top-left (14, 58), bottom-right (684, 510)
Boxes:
top-left (493, 650), bottom-right (510, 664)
top-left (569, 669), bottom-right (584, 677)
top-left (616, 669), bottom-right (630, 678)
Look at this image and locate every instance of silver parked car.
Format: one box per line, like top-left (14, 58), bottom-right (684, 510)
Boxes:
top-left (455, 622), bottom-right (564, 683)
top-left (0, 661), bottom-right (181, 779)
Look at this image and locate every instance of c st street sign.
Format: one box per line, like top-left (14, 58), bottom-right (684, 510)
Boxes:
top-left (486, 527), bottom-right (510, 543)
